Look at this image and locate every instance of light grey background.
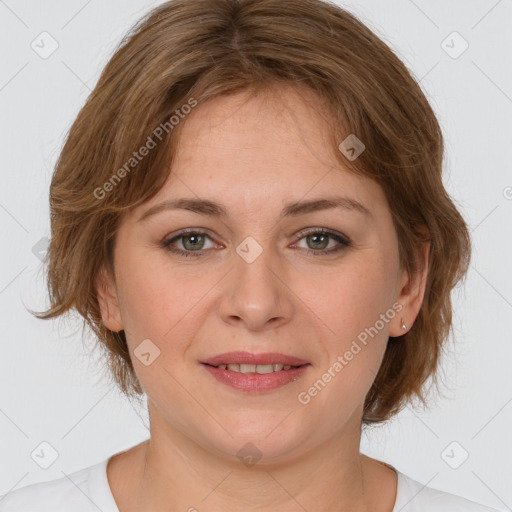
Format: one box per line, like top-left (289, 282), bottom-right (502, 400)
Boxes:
top-left (0, 0), bottom-right (511, 510)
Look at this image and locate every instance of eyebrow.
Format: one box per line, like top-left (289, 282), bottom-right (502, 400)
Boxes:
top-left (137, 195), bottom-right (373, 223)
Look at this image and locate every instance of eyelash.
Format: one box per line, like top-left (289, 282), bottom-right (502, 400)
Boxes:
top-left (161, 228), bottom-right (351, 259)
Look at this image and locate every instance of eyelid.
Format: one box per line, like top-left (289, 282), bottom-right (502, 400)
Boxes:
top-left (162, 228), bottom-right (222, 249)
top-left (293, 227), bottom-right (351, 246)
top-left (163, 226), bottom-right (349, 243)
top-left (161, 226), bottom-right (351, 257)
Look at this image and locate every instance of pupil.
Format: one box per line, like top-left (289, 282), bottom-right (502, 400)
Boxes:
top-left (309, 234), bottom-right (327, 250)
top-left (184, 234), bottom-right (204, 250)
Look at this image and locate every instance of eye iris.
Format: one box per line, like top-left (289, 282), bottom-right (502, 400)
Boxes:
top-left (183, 234), bottom-right (205, 251)
top-left (307, 233), bottom-right (329, 250)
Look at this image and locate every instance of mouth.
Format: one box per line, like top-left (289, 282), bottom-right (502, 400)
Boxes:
top-left (202, 362), bottom-right (305, 373)
top-left (200, 351), bottom-right (311, 392)
top-left (200, 351), bottom-right (310, 367)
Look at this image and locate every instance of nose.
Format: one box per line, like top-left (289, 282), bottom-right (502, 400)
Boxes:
top-left (217, 238), bottom-right (295, 332)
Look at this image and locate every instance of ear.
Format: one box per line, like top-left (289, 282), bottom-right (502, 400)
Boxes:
top-left (390, 229), bottom-right (430, 337)
top-left (94, 264), bottom-right (123, 332)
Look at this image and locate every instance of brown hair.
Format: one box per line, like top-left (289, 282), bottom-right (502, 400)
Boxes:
top-left (33, 0), bottom-right (471, 424)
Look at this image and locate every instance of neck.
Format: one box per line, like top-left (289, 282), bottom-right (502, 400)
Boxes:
top-left (108, 403), bottom-right (396, 512)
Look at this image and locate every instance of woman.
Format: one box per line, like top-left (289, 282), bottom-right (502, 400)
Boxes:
top-left (0, 0), bottom-right (499, 510)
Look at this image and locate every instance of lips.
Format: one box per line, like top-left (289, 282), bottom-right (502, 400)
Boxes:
top-left (202, 361), bottom-right (311, 392)
top-left (200, 351), bottom-right (310, 367)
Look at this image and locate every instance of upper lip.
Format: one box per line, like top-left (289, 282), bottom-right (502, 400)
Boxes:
top-left (201, 351), bottom-right (310, 367)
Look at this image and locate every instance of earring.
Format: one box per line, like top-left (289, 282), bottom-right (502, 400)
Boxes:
top-left (401, 318), bottom-right (407, 331)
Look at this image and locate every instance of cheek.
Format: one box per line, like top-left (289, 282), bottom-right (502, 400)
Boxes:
top-left (296, 270), bottom-right (393, 430)
top-left (306, 256), bottom-right (397, 344)
top-left (300, 254), bottom-right (396, 400)
top-left (114, 260), bottom-right (208, 400)
top-left (115, 252), bottom-right (214, 356)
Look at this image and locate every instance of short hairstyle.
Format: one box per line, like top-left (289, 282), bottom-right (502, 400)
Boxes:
top-left (33, 0), bottom-right (471, 425)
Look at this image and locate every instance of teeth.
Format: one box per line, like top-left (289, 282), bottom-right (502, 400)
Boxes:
top-left (218, 363), bottom-right (299, 373)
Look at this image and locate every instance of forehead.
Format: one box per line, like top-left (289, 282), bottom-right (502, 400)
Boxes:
top-left (176, 86), bottom-right (336, 168)
top-left (127, 86), bottom-right (388, 222)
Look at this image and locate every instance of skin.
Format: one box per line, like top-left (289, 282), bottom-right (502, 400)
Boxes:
top-left (96, 84), bottom-right (429, 512)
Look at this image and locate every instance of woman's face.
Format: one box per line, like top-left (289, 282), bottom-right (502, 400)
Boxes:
top-left (97, 86), bottom-right (425, 463)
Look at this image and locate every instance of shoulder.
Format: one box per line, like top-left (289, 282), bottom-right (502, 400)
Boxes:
top-left (0, 458), bottom-right (116, 512)
top-left (395, 471), bottom-right (501, 512)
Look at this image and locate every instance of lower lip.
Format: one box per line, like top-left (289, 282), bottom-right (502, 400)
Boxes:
top-left (201, 364), bottom-right (311, 392)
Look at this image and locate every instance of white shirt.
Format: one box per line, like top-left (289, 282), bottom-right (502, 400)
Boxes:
top-left (0, 456), bottom-right (500, 512)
